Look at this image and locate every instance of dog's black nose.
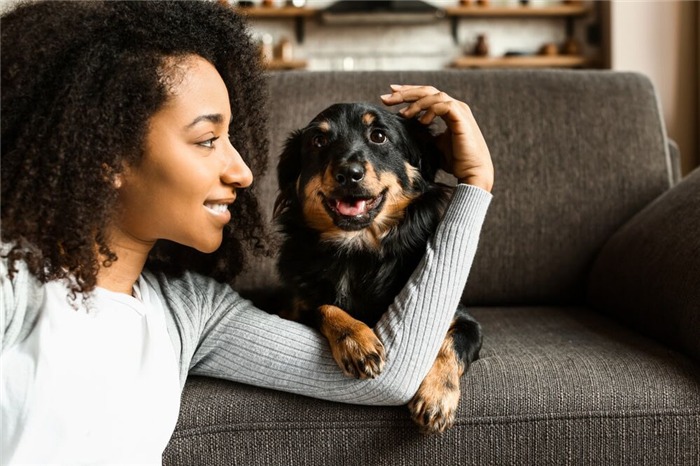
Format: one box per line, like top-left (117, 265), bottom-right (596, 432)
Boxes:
top-left (335, 162), bottom-right (365, 185)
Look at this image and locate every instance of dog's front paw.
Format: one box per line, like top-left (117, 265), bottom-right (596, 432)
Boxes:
top-left (333, 324), bottom-right (386, 379)
top-left (319, 305), bottom-right (386, 379)
top-left (408, 377), bottom-right (460, 435)
top-left (408, 337), bottom-right (462, 435)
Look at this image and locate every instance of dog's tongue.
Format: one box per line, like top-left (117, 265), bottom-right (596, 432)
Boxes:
top-left (336, 198), bottom-right (367, 216)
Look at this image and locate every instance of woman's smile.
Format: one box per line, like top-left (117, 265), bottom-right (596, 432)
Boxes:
top-left (203, 198), bottom-right (234, 224)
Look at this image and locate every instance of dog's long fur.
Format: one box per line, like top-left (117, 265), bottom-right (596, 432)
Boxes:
top-left (255, 103), bottom-right (482, 434)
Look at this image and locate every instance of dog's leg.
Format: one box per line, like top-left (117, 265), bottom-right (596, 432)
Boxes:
top-left (408, 305), bottom-right (482, 434)
top-left (316, 304), bottom-right (386, 379)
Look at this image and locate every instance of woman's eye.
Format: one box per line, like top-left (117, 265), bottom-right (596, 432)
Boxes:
top-left (312, 135), bottom-right (328, 148)
top-left (198, 137), bottom-right (219, 148)
top-left (370, 129), bottom-right (387, 144)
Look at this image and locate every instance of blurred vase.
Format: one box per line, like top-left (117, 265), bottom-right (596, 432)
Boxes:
top-left (474, 34), bottom-right (489, 56)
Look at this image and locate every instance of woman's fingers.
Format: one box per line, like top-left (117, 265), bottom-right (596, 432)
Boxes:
top-left (381, 85), bottom-right (438, 105)
top-left (417, 100), bottom-right (472, 134)
top-left (418, 108), bottom-right (436, 124)
top-left (399, 91), bottom-right (453, 118)
top-left (381, 85), bottom-right (471, 127)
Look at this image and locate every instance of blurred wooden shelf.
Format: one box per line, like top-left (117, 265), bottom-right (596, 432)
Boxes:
top-left (445, 4), bottom-right (591, 17)
top-left (233, 6), bottom-right (318, 18)
top-left (231, 6), bottom-right (318, 42)
top-left (264, 59), bottom-right (308, 70)
top-left (451, 55), bottom-right (589, 68)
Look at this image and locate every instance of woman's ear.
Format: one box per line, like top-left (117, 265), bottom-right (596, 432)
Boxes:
top-left (273, 128), bottom-right (304, 220)
top-left (102, 162), bottom-right (124, 189)
top-left (402, 117), bottom-right (443, 182)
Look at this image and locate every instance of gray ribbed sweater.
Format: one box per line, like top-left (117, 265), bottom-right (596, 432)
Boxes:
top-left (1, 183), bottom-right (492, 406)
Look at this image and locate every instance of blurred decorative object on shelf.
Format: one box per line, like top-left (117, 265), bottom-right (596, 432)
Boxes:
top-left (278, 36), bottom-right (293, 62)
top-left (259, 33), bottom-right (274, 63)
top-left (562, 36), bottom-right (580, 55)
top-left (540, 42), bottom-right (558, 56)
top-left (474, 34), bottom-right (489, 56)
top-left (459, 0), bottom-right (474, 6)
top-left (237, 0), bottom-right (254, 7)
top-left (262, 0), bottom-right (275, 7)
top-left (286, 0), bottom-right (306, 6)
top-left (477, 0), bottom-right (490, 6)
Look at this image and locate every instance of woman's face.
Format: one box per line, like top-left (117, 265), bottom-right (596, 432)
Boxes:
top-left (117, 56), bottom-right (253, 253)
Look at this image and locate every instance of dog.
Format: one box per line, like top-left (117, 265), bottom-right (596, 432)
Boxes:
top-left (267, 102), bottom-right (482, 435)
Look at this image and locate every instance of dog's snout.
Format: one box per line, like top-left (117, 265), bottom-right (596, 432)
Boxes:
top-left (335, 162), bottom-right (365, 186)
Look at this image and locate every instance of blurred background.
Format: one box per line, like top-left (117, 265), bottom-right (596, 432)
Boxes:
top-left (233, 0), bottom-right (699, 176)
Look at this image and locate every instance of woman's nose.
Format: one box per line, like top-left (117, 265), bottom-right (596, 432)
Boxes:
top-left (222, 144), bottom-right (253, 188)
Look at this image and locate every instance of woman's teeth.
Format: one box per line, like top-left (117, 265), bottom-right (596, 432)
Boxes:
top-left (205, 203), bottom-right (228, 213)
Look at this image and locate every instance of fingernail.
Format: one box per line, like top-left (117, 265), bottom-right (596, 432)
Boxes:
top-left (398, 107), bottom-right (406, 114)
top-left (390, 84), bottom-right (402, 90)
top-left (380, 93), bottom-right (392, 99)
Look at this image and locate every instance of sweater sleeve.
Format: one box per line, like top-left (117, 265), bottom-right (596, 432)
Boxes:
top-left (186, 183), bottom-right (493, 406)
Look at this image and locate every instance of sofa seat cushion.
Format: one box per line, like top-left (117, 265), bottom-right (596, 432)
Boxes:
top-left (164, 307), bottom-right (700, 465)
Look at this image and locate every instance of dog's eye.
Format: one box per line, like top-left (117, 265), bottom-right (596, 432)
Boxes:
top-left (370, 129), bottom-right (387, 144)
top-left (312, 135), bottom-right (328, 148)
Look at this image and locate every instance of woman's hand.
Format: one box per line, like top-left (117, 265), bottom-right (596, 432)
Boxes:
top-left (380, 84), bottom-right (494, 193)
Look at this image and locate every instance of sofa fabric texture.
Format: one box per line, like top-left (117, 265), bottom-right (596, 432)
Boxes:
top-left (163, 70), bottom-right (700, 465)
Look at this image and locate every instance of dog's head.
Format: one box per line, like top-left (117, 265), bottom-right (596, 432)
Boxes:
top-left (274, 103), bottom-right (445, 246)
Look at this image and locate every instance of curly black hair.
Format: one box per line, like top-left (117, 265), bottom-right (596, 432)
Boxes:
top-left (1, 0), bottom-right (274, 299)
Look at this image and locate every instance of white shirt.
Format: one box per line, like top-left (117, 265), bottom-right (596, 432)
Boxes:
top-left (1, 274), bottom-right (182, 465)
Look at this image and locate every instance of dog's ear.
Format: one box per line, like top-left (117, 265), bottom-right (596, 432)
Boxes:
top-left (402, 117), bottom-right (443, 182)
top-left (273, 128), bottom-right (304, 220)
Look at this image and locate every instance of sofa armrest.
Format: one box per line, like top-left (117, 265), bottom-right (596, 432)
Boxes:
top-left (668, 139), bottom-right (682, 186)
top-left (586, 165), bottom-right (700, 362)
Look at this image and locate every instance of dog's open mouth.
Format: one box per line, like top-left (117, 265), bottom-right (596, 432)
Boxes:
top-left (321, 188), bottom-right (388, 230)
top-left (329, 194), bottom-right (384, 217)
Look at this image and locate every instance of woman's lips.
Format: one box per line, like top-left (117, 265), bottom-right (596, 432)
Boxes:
top-left (203, 195), bottom-right (235, 225)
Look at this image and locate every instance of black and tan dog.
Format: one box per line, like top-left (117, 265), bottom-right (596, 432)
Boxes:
top-left (270, 102), bottom-right (482, 435)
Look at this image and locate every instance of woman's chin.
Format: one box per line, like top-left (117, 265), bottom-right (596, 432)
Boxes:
top-left (192, 234), bottom-right (223, 254)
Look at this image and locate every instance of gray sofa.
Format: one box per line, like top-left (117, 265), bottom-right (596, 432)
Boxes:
top-left (163, 70), bottom-right (700, 465)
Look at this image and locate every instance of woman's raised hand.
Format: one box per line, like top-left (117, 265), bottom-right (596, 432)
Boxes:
top-left (381, 84), bottom-right (494, 193)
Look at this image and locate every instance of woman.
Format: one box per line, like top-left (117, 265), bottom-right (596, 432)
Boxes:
top-left (0, 1), bottom-right (494, 464)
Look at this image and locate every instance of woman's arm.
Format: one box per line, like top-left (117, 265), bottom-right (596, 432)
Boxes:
top-left (185, 183), bottom-right (493, 406)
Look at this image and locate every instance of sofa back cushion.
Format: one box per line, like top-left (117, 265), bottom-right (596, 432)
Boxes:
top-left (234, 70), bottom-right (673, 305)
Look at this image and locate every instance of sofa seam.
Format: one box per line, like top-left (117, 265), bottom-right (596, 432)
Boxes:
top-left (169, 410), bottom-right (700, 438)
